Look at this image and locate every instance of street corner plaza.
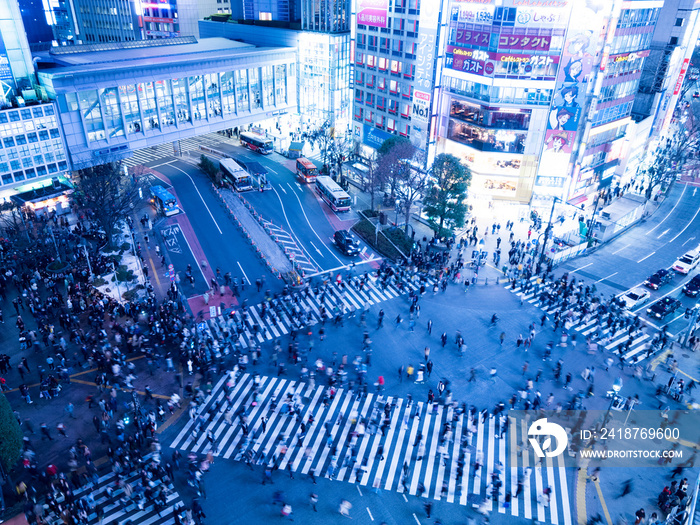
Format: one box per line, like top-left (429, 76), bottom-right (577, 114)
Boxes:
top-left (168, 373), bottom-right (574, 525)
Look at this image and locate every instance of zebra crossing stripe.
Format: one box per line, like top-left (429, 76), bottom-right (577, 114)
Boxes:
top-left (169, 375), bottom-right (573, 523)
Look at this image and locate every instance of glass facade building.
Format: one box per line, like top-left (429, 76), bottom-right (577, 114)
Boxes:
top-left (36, 38), bottom-right (297, 168)
top-left (0, 103), bottom-right (68, 187)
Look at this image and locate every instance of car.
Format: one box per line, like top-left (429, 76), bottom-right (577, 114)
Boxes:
top-left (647, 297), bottom-right (682, 319)
top-left (672, 247), bottom-right (700, 274)
top-left (694, 91), bottom-right (700, 98)
top-left (334, 229), bottom-right (360, 256)
top-left (619, 287), bottom-right (651, 309)
top-left (683, 274), bottom-right (700, 297)
top-left (644, 268), bottom-right (673, 290)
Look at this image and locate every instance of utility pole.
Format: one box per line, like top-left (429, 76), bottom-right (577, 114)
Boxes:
top-left (681, 305), bottom-right (699, 347)
top-left (537, 196), bottom-right (559, 273)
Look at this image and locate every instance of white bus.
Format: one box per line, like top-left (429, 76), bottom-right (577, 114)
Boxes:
top-left (220, 158), bottom-right (253, 191)
top-left (240, 131), bottom-right (273, 154)
top-left (315, 175), bottom-right (351, 212)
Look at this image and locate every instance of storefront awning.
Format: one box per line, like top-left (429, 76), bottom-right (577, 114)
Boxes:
top-left (289, 141), bottom-right (304, 152)
top-left (567, 194), bottom-right (588, 206)
top-left (10, 178), bottom-right (74, 206)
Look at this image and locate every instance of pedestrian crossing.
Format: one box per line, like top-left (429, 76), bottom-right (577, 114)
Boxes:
top-left (40, 455), bottom-right (186, 525)
top-left (169, 373), bottom-right (573, 525)
top-left (506, 280), bottom-right (657, 364)
top-left (122, 134), bottom-right (229, 168)
top-left (200, 274), bottom-right (429, 350)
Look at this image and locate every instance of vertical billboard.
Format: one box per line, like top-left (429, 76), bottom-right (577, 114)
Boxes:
top-left (411, 1), bottom-right (440, 151)
top-left (356, 0), bottom-right (389, 28)
top-left (535, 1), bottom-right (608, 195)
top-left (0, 34), bottom-right (14, 83)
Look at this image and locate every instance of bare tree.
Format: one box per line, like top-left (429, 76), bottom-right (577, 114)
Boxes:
top-left (0, 201), bottom-right (27, 241)
top-left (73, 160), bottom-right (144, 248)
top-left (641, 121), bottom-right (700, 199)
top-left (377, 136), bottom-right (415, 201)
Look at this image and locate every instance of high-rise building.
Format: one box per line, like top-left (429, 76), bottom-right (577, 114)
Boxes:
top-left (241, 0), bottom-right (298, 22)
top-left (0, 0), bottom-right (39, 102)
top-left (17, 0), bottom-right (53, 47)
top-left (351, 0), bottom-right (445, 164)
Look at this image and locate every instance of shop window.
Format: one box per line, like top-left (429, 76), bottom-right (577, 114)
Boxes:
top-left (36, 165), bottom-right (47, 176)
top-left (2, 174), bottom-right (12, 185)
top-left (13, 172), bottom-right (24, 182)
top-left (25, 168), bottom-right (36, 179)
top-left (47, 163), bottom-right (58, 173)
top-left (58, 161), bottom-right (68, 170)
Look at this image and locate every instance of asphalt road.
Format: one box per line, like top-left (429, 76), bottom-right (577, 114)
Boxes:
top-left (155, 159), bottom-right (271, 288)
top-left (211, 142), bottom-right (378, 273)
top-left (558, 182), bottom-right (700, 335)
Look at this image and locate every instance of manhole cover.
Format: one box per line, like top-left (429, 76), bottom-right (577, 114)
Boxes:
top-left (682, 353), bottom-right (690, 358)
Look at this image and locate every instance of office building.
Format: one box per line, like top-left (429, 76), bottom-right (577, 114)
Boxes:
top-left (432, 0), bottom-right (679, 209)
top-left (36, 37), bottom-right (297, 169)
top-left (351, 0), bottom-right (445, 165)
top-left (199, 0), bottom-right (351, 131)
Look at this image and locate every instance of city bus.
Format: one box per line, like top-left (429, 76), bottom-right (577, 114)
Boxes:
top-left (149, 185), bottom-right (180, 216)
top-left (315, 175), bottom-right (351, 212)
top-left (220, 158), bottom-right (253, 191)
top-left (240, 131), bottom-right (273, 155)
top-left (296, 158), bottom-right (318, 183)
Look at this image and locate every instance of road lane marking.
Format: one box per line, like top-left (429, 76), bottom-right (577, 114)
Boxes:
top-left (669, 204), bottom-right (700, 242)
top-left (611, 244), bottom-right (630, 255)
top-left (367, 507), bottom-right (374, 521)
top-left (637, 251), bottom-right (656, 263)
top-left (682, 236), bottom-right (696, 246)
top-left (413, 514), bottom-right (421, 525)
top-left (287, 182), bottom-right (299, 193)
top-left (278, 184), bottom-right (287, 194)
top-left (309, 241), bottom-right (323, 255)
top-left (570, 262), bottom-right (593, 273)
top-left (288, 185), bottom-right (344, 265)
top-left (575, 459), bottom-right (589, 525)
top-left (596, 272), bottom-right (617, 283)
top-left (657, 228), bottom-right (670, 239)
top-left (357, 485), bottom-right (363, 496)
top-left (237, 261), bottom-right (251, 285)
top-left (646, 183), bottom-right (687, 235)
top-left (169, 164), bottom-right (223, 234)
top-left (271, 186), bottom-right (322, 269)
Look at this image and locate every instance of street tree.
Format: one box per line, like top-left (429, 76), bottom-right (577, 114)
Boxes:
top-left (377, 136), bottom-right (415, 201)
top-left (73, 161), bottom-right (144, 248)
top-left (0, 393), bottom-right (22, 473)
top-left (360, 150), bottom-right (383, 210)
top-left (641, 121), bottom-right (700, 199)
top-left (423, 153), bottom-right (471, 236)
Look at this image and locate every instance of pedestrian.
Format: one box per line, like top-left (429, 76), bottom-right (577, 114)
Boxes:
top-left (309, 493), bottom-right (318, 512)
top-left (424, 501), bottom-right (433, 518)
top-left (40, 422), bottom-right (54, 441)
top-left (468, 368), bottom-right (476, 382)
top-left (617, 479), bottom-right (633, 498)
top-left (57, 423), bottom-right (68, 437)
top-left (280, 503), bottom-right (293, 520)
top-left (499, 332), bottom-right (506, 346)
top-left (427, 319), bottom-right (433, 334)
top-left (339, 499), bottom-right (352, 518)
top-left (65, 402), bottom-right (76, 419)
top-left (635, 508), bottom-right (646, 525)
top-left (424, 347), bottom-right (430, 362)
top-left (398, 365), bottom-right (404, 383)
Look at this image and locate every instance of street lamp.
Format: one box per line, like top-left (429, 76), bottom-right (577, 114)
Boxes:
top-left (604, 377), bottom-right (623, 425)
top-left (537, 196), bottom-right (560, 274)
top-left (395, 199), bottom-right (400, 227)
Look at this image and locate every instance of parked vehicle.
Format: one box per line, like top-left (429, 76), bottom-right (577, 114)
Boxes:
top-left (647, 297), bottom-right (682, 319)
top-left (644, 269), bottom-right (673, 290)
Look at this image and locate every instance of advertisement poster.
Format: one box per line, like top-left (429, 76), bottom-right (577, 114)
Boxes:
top-left (447, 45), bottom-right (559, 80)
top-left (356, 0), bottom-right (389, 28)
top-left (410, 1), bottom-right (440, 151)
top-left (412, 91), bottom-right (431, 124)
top-left (536, 1), bottom-right (608, 182)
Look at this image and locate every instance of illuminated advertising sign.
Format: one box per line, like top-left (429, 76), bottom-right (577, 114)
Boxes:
top-left (456, 30), bottom-right (491, 46)
top-left (412, 91), bottom-right (431, 124)
top-left (498, 34), bottom-right (551, 51)
top-left (446, 46), bottom-right (559, 79)
top-left (515, 8), bottom-right (567, 27)
top-left (674, 58), bottom-right (690, 95)
top-left (451, 4), bottom-right (494, 24)
top-left (146, 30), bottom-right (180, 37)
top-left (411, 0), bottom-right (440, 150)
top-left (144, 16), bottom-right (174, 24)
top-left (356, 0), bottom-right (389, 28)
top-left (362, 124), bottom-right (392, 149)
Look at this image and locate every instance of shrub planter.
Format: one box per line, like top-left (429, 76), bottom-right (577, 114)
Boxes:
top-left (46, 261), bottom-right (71, 275)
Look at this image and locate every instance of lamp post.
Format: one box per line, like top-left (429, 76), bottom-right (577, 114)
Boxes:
top-left (395, 199), bottom-right (401, 227)
top-left (604, 377), bottom-right (623, 425)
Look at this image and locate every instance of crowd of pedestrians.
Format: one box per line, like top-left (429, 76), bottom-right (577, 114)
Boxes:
top-left (0, 193), bottom-right (695, 525)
